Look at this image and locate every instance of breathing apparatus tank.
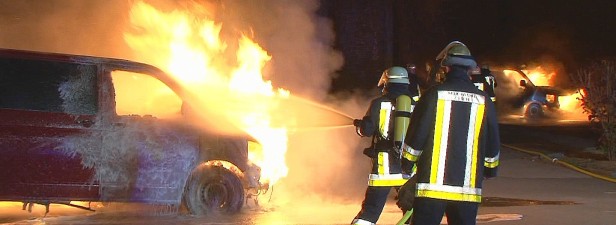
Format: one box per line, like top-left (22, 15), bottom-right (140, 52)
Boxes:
top-left (393, 95), bottom-right (412, 149)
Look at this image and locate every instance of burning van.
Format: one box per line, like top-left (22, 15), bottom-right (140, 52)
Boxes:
top-left (495, 68), bottom-right (574, 118)
top-left (0, 48), bottom-right (266, 214)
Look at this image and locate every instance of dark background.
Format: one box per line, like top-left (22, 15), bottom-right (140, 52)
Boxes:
top-left (320, 0), bottom-right (616, 93)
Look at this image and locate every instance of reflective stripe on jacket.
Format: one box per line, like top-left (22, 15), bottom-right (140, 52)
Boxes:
top-left (369, 100), bottom-right (410, 187)
top-left (405, 68), bottom-right (500, 202)
top-left (357, 84), bottom-right (417, 187)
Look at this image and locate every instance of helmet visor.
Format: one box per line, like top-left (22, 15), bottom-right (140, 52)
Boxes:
top-left (377, 73), bottom-right (387, 87)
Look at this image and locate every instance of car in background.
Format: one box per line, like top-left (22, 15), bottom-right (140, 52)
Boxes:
top-left (0, 48), bottom-right (263, 215)
top-left (492, 68), bottom-right (572, 118)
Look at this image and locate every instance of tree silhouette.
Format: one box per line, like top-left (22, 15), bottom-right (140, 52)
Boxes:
top-left (571, 60), bottom-right (616, 160)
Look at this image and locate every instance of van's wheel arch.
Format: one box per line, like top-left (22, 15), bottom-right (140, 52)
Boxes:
top-left (525, 102), bottom-right (543, 118)
top-left (183, 164), bottom-right (245, 215)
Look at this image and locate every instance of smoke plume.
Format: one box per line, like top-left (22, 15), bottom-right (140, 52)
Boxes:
top-left (0, 0), bottom-right (373, 212)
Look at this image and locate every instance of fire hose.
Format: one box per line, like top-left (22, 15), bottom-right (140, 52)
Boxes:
top-left (394, 144), bottom-right (616, 225)
top-left (502, 144), bottom-right (616, 183)
top-left (396, 209), bottom-right (414, 225)
top-left (314, 105), bottom-right (616, 217)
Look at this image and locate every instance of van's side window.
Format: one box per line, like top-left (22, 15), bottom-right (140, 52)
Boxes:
top-left (0, 57), bottom-right (97, 114)
top-left (111, 71), bottom-right (182, 118)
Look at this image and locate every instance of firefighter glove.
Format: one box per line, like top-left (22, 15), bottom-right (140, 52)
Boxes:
top-left (353, 119), bottom-right (362, 127)
top-left (396, 176), bottom-right (417, 212)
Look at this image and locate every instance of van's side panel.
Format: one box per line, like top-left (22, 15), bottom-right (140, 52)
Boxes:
top-left (0, 55), bottom-right (101, 201)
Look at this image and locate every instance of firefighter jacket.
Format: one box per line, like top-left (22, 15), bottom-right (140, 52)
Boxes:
top-left (471, 68), bottom-right (497, 102)
top-left (356, 83), bottom-right (417, 187)
top-left (404, 68), bottom-right (500, 202)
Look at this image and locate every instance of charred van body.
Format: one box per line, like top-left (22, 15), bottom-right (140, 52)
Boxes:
top-left (0, 48), bottom-right (265, 215)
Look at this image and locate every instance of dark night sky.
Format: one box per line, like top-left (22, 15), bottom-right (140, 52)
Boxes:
top-left (452, 0), bottom-right (615, 66)
top-left (327, 0), bottom-right (616, 93)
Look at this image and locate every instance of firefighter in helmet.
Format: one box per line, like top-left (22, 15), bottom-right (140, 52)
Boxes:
top-left (405, 63), bottom-right (422, 102)
top-left (351, 66), bottom-right (418, 225)
top-left (403, 41), bottom-right (501, 225)
top-left (471, 64), bottom-right (497, 103)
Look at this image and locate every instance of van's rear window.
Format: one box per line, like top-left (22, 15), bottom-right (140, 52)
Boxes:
top-left (0, 57), bottom-right (97, 114)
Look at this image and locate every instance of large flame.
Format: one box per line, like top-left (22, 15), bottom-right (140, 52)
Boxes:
top-left (503, 66), bottom-right (584, 113)
top-left (521, 66), bottom-right (554, 86)
top-left (559, 88), bottom-right (585, 111)
top-left (121, 1), bottom-right (289, 186)
top-left (521, 66), bottom-right (583, 112)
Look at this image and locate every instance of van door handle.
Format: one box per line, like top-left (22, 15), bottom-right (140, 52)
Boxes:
top-left (78, 119), bottom-right (95, 128)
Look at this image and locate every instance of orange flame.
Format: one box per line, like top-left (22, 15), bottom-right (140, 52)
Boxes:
top-left (521, 66), bottom-right (555, 86)
top-left (121, 1), bottom-right (289, 186)
top-left (503, 66), bottom-right (585, 116)
top-left (112, 71), bottom-right (183, 118)
top-left (521, 66), bottom-right (584, 113)
top-left (559, 89), bottom-right (585, 112)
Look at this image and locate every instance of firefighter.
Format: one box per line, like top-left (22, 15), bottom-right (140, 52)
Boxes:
top-left (471, 64), bottom-right (497, 103)
top-left (405, 63), bottom-right (422, 102)
top-left (403, 41), bottom-right (500, 225)
top-left (351, 66), bottom-right (418, 225)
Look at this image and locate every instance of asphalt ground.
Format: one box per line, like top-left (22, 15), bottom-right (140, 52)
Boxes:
top-left (498, 116), bottom-right (616, 179)
top-left (2, 118), bottom-right (615, 225)
top-left (479, 146), bottom-right (616, 225)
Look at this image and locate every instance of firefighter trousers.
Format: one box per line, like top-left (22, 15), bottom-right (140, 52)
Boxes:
top-left (353, 186), bottom-right (399, 224)
top-left (411, 197), bottom-right (479, 225)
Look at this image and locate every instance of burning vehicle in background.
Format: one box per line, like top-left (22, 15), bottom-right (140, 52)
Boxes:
top-left (493, 67), bottom-right (575, 118)
top-left (0, 48), bottom-right (266, 215)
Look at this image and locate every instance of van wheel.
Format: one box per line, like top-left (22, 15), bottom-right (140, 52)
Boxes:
top-left (184, 165), bottom-right (244, 215)
top-left (525, 103), bottom-right (543, 118)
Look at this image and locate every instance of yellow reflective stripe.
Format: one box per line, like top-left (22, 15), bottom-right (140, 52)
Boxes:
top-left (377, 152), bottom-right (385, 175)
top-left (379, 102), bottom-right (392, 139)
top-left (417, 183), bottom-right (481, 194)
top-left (437, 100), bottom-right (452, 183)
top-left (369, 178), bottom-right (409, 187)
top-left (402, 151), bottom-right (418, 161)
top-left (416, 189), bottom-right (482, 202)
top-left (369, 173), bottom-right (410, 179)
top-left (416, 183), bottom-right (482, 202)
top-left (484, 153), bottom-right (499, 168)
top-left (402, 145), bottom-right (421, 162)
top-left (431, 99), bottom-right (446, 183)
top-left (368, 173), bottom-right (410, 186)
top-left (470, 103), bottom-right (485, 188)
top-left (484, 160), bottom-right (499, 168)
top-left (474, 83), bottom-right (485, 91)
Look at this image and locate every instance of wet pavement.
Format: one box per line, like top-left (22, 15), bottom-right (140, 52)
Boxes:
top-left (2, 146), bottom-right (615, 225)
top-left (2, 121), bottom-right (616, 225)
top-left (480, 148), bottom-right (616, 225)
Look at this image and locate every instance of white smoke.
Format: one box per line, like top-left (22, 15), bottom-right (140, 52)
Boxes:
top-left (0, 0), bottom-right (372, 209)
top-left (218, 0), bottom-right (372, 204)
top-left (0, 0), bottom-right (132, 58)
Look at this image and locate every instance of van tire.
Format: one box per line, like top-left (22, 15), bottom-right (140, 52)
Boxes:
top-left (184, 165), bottom-right (244, 215)
top-left (525, 103), bottom-right (543, 118)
